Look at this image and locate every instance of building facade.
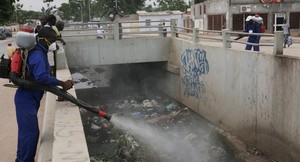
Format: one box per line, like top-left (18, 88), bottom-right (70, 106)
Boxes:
top-left (192, 0), bottom-right (300, 36)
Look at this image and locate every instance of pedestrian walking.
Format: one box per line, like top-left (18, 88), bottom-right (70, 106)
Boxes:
top-left (244, 16), bottom-right (261, 52)
top-left (282, 19), bottom-right (290, 48)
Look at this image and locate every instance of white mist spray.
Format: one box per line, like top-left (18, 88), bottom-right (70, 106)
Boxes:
top-left (110, 114), bottom-right (213, 162)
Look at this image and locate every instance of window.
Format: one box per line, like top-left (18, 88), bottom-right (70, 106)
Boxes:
top-left (290, 12), bottom-right (300, 29)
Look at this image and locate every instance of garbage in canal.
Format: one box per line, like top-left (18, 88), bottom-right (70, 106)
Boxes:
top-left (78, 91), bottom-right (244, 162)
top-left (71, 63), bottom-right (273, 162)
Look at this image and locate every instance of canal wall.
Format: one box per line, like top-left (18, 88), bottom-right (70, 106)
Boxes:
top-left (63, 37), bottom-right (300, 161)
top-left (155, 39), bottom-right (300, 161)
top-left (64, 37), bottom-right (170, 67)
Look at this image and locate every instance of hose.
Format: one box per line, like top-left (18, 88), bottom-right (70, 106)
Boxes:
top-left (10, 72), bottom-right (111, 120)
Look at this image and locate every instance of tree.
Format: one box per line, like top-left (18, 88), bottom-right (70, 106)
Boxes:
top-left (157, 0), bottom-right (188, 11)
top-left (0, 0), bottom-right (18, 24)
top-left (59, 0), bottom-right (145, 22)
top-left (91, 0), bottom-right (145, 19)
top-left (58, 1), bottom-right (82, 21)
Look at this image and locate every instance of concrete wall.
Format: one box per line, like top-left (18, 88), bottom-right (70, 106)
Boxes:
top-left (64, 36), bottom-right (300, 161)
top-left (154, 39), bottom-right (300, 161)
top-left (64, 37), bottom-right (170, 67)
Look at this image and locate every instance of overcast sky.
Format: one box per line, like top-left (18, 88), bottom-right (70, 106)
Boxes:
top-left (18, 0), bottom-right (69, 11)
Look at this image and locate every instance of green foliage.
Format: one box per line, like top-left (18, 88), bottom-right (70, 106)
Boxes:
top-left (0, 0), bottom-right (17, 25)
top-left (59, 0), bottom-right (145, 22)
top-left (157, 0), bottom-right (189, 11)
top-left (142, 5), bottom-right (154, 12)
top-left (92, 0), bottom-right (145, 17)
top-left (58, 2), bottom-right (82, 21)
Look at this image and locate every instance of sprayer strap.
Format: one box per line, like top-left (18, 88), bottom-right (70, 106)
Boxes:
top-left (21, 50), bottom-right (29, 79)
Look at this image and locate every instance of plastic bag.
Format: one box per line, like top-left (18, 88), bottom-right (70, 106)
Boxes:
top-left (288, 36), bottom-right (293, 46)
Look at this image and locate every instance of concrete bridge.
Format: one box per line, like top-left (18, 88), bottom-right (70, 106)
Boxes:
top-left (36, 21), bottom-right (300, 162)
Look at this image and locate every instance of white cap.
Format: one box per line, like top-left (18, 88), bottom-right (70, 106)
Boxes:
top-left (246, 16), bottom-right (253, 22)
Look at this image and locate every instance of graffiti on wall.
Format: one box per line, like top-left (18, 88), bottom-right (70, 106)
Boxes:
top-left (181, 48), bottom-right (209, 98)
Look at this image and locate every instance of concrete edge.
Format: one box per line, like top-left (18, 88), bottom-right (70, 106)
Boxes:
top-left (37, 68), bottom-right (90, 162)
top-left (37, 92), bottom-right (57, 162)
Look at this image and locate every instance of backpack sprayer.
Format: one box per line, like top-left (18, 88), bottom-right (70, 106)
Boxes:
top-left (0, 31), bottom-right (111, 121)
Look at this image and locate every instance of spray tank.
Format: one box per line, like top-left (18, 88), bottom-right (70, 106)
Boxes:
top-left (5, 31), bottom-right (112, 121)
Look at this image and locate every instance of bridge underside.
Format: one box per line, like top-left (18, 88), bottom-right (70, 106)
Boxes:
top-left (64, 37), bottom-right (171, 67)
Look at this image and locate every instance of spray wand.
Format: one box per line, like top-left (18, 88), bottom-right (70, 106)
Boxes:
top-left (46, 86), bottom-right (113, 121)
top-left (9, 73), bottom-right (112, 121)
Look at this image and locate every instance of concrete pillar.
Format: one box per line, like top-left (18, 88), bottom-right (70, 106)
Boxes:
top-left (114, 21), bottom-right (120, 40)
top-left (158, 23), bottom-right (163, 37)
top-left (193, 28), bottom-right (199, 43)
top-left (55, 43), bottom-right (66, 70)
top-left (274, 31), bottom-right (283, 55)
top-left (170, 19), bottom-right (176, 37)
top-left (222, 29), bottom-right (231, 48)
top-left (146, 19), bottom-right (151, 27)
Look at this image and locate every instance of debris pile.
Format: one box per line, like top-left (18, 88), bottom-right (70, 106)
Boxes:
top-left (79, 92), bottom-right (241, 162)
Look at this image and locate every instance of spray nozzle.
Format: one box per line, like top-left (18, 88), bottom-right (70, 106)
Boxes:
top-left (98, 109), bottom-right (112, 121)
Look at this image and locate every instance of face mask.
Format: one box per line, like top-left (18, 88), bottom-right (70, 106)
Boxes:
top-left (48, 42), bottom-right (57, 51)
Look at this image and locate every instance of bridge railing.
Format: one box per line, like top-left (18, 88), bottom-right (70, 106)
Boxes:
top-left (63, 20), bottom-right (284, 55)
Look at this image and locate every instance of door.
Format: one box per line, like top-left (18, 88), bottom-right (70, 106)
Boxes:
top-left (208, 14), bottom-right (225, 30)
top-left (274, 13), bottom-right (285, 31)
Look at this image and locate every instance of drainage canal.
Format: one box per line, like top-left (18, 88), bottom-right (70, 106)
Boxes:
top-left (70, 63), bottom-right (243, 162)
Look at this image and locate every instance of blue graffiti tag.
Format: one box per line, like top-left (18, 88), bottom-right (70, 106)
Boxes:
top-left (181, 48), bottom-right (209, 98)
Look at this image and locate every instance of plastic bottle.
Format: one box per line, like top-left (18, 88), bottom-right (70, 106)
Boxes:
top-left (7, 43), bottom-right (15, 59)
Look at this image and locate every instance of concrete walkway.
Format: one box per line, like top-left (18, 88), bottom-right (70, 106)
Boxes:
top-left (0, 69), bottom-right (89, 162)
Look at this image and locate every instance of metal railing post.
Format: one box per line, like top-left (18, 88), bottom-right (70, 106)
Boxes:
top-left (222, 29), bottom-right (231, 48)
top-left (193, 28), bottom-right (199, 43)
top-left (273, 31), bottom-right (283, 55)
top-left (114, 21), bottom-right (120, 40)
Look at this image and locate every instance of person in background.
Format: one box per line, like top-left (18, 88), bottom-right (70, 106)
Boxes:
top-left (55, 20), bottom-right (67, 102)
top-left (244, 16), bottom-right (261, 52)
top-left (175, 23), bottom-right (179, 37)
top-left (282, 19), bottom-right (290, 48)
top-left (162, 23), bottom-right (167, 37)
top-left (45, 15), bottom-right (58, 77)
top-left (55, 20), bottom-right (66, 45)
top-left (14, 27), bottom-right (73, 162)
top-left (35, 16), bottom-right (47, 33)
top-left (46, 14), bottom-right (59, 35)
